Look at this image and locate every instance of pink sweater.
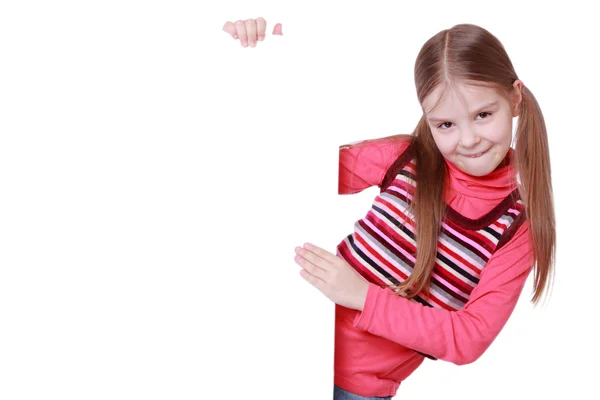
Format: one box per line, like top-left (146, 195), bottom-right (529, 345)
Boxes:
top-left (334, 134), bottom-right (534, 397)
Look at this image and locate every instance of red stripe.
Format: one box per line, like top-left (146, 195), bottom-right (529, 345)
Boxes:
top-left (355, 233), bottom-right (409, 281)
top-left (365, 212), bottom-right (417, 256)
top-left (376, 195), bottom-right (416, 231)
top-left (492, 220), bottom-right (508, 230)
top-left (433, 265), bottom-right (473, 295)
top-left (471, 229), bottom-right (497, 253)
top-left (338, 241), bottom-right (386, 286)
top-left (335, 156), bottom-right (522, 316)
top-left (437, 241), bottom-right (481, 276)
top-left (426, 292), bottom-right (456, 311)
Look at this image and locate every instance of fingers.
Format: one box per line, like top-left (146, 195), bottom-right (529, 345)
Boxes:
top-left (302, 243), bottom-right (339, 265)
top-left (234, 20), bottom-right (248, 47)
top-left (245, 18), bottom-right (258, 47)
top-left (222, 21), bottom-right (237, 39)
top-left (299, 269), bottom-right (325, 291)
top-left (256, 17), bottom-right (266, 41)
top-left (223, 18), bottom-right (282, 47)
top-left (295, 248), bottom-right (329, 282)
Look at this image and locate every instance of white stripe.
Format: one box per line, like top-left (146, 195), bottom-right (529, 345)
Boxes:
top-left (478, 228), bottom-right (499, 245)
top-left (344, 236), bottom-right (395, 287)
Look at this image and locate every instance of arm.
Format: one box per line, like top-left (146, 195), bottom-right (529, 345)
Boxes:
top-left (338, 134), bottom-right (411, 195)
top-left (353, 221), bottom-right (534, 365)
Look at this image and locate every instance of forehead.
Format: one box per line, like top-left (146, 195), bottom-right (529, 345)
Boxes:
top-left (423, 82), bottom-right (502, 117)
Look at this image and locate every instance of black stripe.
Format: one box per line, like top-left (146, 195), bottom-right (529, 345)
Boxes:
top-left (483, 226), bottom-right (502, 240)
top-left (430, 276), bottom-right (469, 304)
top-left (372, 204), bottom-right (415, 241)
top-left (436, 252), bottom-right (480, 284)
top-left (398, 169), bottom-right (416, 181)
top-left (358, 218), bottom-right (416, 275)
top-left (413, 295), bottom-right (432, 307)
top-left (338, 239), bottom-right (383, 284)
top-left (348, 235), bottom-right (400, 286)
top-left (441, 225), bottom-right (489, 264)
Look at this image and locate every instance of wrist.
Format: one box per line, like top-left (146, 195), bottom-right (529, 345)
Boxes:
top-left (354, 281), bottom-right (370, 311)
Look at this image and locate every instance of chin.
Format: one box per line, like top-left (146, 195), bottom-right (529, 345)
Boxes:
top-left (450, 147), bottom-right (509, 176)
top-left (452, 158), bottom-right (499, 177)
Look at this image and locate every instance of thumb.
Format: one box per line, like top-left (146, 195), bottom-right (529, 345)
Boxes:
top-left (272, 23), bottom-right (283, 35)
top-left (222, 21), bottom-right (238, 39)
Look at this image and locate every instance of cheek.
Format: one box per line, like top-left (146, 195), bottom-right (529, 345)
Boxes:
top-left (431, 132), bottom-right (457, 156)
top-left (487, 117), bottom-right (513, 143)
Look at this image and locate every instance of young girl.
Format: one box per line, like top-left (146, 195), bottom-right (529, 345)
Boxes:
top-left (224, 20), bottom-right (555, 399)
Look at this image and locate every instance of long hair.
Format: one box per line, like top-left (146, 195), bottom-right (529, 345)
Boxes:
top-left (395, 24), bottom-right (555, 304)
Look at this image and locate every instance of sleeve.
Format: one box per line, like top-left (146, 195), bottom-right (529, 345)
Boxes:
top-left (352, 220), bottom-right (534, 365)
top-left (338, 134), bottom-right (411, 195)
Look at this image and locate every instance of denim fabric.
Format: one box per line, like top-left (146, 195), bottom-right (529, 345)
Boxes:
top-left (333, 385), bottom-right (392, 400)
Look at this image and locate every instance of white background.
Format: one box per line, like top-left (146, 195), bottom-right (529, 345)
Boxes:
top-left (1, 1), bottom-right (598, 399)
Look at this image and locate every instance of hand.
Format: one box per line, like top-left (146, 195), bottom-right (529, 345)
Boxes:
top-left (294, 242), bottom-right (370, 311)
top-left (222, 17), bottom-right (283, 48)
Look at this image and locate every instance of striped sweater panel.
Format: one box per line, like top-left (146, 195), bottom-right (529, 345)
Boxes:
top-left (336, 154), bottom-right (526, 320)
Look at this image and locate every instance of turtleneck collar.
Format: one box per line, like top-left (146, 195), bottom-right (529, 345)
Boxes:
top-left (444, 148), bottom-right (519, 200)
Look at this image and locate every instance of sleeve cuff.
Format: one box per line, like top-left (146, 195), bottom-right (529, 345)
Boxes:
top-left (353, 284), bottom-right (383, 331)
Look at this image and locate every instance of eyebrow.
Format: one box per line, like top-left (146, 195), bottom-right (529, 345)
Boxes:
top-left (427, 101), bottom-right (499, 122)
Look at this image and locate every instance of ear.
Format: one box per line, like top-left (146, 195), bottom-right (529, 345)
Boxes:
top-left (511, 79), bottom-right (524, 117)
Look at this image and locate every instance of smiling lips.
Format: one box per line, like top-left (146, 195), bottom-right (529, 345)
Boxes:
top-left (462, 147), bottom-right (491, 158)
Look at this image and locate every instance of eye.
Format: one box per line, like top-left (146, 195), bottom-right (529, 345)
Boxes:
top-left (436, 112), bottom-right (492, 130)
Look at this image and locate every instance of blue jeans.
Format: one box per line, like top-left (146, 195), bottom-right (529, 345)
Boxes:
top-left (333, 385), bottom-right (392, 400)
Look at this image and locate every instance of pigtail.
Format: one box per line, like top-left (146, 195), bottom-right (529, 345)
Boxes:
top-left (404, 23), bottom-right (555, 305)
top-left (514, 86), bottom-right (556, 304)
top-left (394, 116), bottom-right (446, 298)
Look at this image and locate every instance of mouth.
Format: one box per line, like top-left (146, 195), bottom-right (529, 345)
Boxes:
top-left (461, 147), bottom-right (491, 158)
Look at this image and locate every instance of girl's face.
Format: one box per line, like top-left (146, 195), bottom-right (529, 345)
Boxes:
top-left (422, 81), bottom-right (522, 177)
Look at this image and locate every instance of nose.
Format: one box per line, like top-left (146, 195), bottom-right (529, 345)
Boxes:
top-left (459, 126), bottom-right (481, 148)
